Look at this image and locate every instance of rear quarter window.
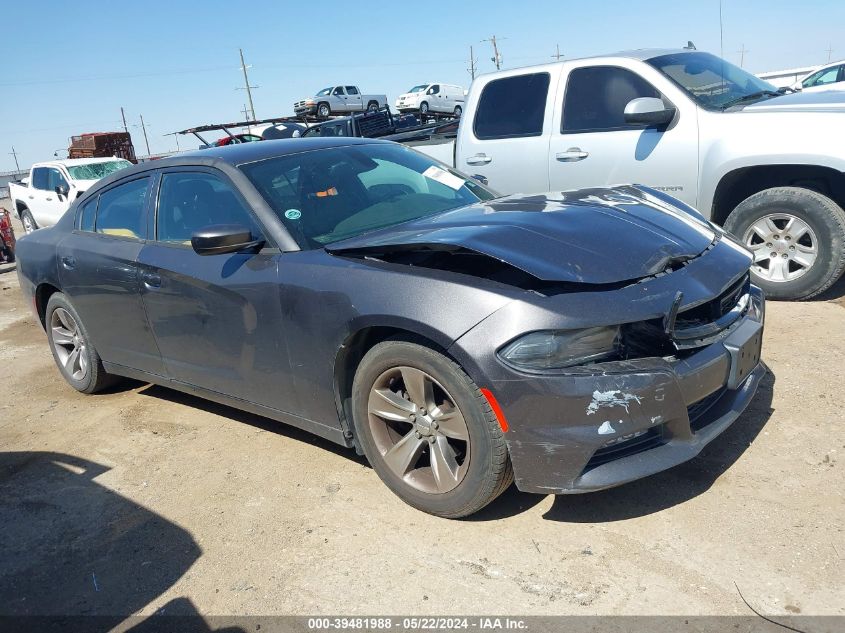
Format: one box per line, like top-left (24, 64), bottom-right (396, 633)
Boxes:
top-left (473, 72), bottom-right (550, 140)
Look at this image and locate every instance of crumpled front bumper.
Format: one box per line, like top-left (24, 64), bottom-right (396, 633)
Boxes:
top-left (478, 304), bottom-right (766, 495)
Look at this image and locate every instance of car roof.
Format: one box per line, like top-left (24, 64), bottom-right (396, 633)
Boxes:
top-left (176, 137), bottom-right (389, 165)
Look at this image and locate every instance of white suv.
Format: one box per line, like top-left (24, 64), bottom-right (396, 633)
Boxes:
top-left (395, 83), bottom-right (466, 116)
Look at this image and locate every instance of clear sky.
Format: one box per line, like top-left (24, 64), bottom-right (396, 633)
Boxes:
top-left (1, 0), bottom-right (842, 171)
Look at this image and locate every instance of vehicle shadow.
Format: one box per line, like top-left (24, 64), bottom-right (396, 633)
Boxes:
top-left (542, 369), bottom-right (776, 523)
top-left (134, 383), bottom-right (368, 466)
top-left (0, 451), bottom-right (201, 630)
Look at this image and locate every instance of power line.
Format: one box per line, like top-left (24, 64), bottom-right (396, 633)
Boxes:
top-left (237, 48), bottom-right (258, 121)
top-left (482, 35), bottom-right (505, 71)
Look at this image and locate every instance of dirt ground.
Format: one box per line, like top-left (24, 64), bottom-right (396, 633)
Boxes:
top-left (0, 207), bottom-right (843, 622)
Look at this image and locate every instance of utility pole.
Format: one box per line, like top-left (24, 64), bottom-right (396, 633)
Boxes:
top-left (826, 45), bottom-right (834, 62)
top-left (120, 107), bottom-right (129, 135)
top-left (482, 35), bottom-right (504, 70)
top-left (9, 146), bottom-right (20, 172)
top-left (552, 44), bottom-right (563, 61)
top-left (467, 45), bottom-right (477, 80)
top-left (139, 115), bottom-right (151, 157)
top-left (238, 48), bottom-right (258, 121)
top-left (736, 43), bottom-right (748, 68)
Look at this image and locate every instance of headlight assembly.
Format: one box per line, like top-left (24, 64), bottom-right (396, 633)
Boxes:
top-left (497, 326), bottom-right (621, 371)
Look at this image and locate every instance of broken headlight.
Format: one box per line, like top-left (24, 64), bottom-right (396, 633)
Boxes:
top-left (498, 326), bottom-right (621, 371)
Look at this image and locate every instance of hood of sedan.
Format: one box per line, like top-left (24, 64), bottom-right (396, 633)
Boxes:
top-left (741, 90), bottom-right (845, 113)
top-left (327, 185), bottom-right (717, 285)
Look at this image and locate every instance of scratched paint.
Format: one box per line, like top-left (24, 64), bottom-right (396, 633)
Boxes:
top-left (586, 390), bottom-right (643, 416)
top-left (597, 420), bottom-right (616, 435)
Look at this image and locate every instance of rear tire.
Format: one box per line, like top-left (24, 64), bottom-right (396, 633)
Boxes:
top-left (351, 340), bottom-right (512, 518)
top-left (724, 187), bottom-right (845, 300)
top-left (366, 100), bottom-right (379, 112)
top-left (45, 293), bottom-right (116, 394)
top-left (21, 210), bottom-right (37, 234)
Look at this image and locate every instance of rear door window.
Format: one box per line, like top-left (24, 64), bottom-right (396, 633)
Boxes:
top-left (79, 197), bottom-right (98, 231)
top-left (562, 66), bottom-right (661, 133)
top-left (95, 177), bottom-right (150, 240)
top-left (345, 86), bottom-right (359, 95)
top-left (473, 73), bottom-right (550, 140)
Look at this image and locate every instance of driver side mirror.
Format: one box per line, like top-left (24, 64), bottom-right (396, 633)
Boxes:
top-left (624, 97), bottom-right (676, 127)
top-left (55, 184), bottom-right (69, 198)
top-left (191, 224), bottom-right (265, 256)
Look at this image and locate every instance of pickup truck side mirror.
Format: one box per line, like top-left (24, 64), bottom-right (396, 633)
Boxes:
top-left (624, 97), bottom-right (676, 127)
top-left (191, 224), bottom-right (265, 256)
top-left (55, 184), bottom-right (69, 198)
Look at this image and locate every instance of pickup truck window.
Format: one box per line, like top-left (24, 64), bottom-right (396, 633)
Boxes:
top-left (95, 177), bottom-right (150, 240)
top-left (317, 87), bottom-right (333, 96)
top-left (31, 168), bottom-right (49, 190)
top-left (562, 66), bottom-right (660, 133)
top-left (333, 87), bottom-right (345, 96)
top-left (46, 168), bottom-right (69, 192)
top-left (647, 51), bottom-right (775, 110)
top-left (345, 86), bottom-right (359, 95)
top-left (473, 72), bottom-right (550, 140)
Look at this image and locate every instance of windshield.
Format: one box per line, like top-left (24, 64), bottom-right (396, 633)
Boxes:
top-left (316, 87), bottom-right (333, 96)
top-left (66, 160), bottom-right (132, 181)
top-left (647, 51), bottom-right (778, 109)
top-left (240, 143), bottom-right (496, 249)
top-left (408, 85), bottom-right (428, 93)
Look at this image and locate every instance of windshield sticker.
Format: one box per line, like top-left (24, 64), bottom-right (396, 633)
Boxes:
top-left (315, 187), bottom-right (338, 198)
top-left (422, 166), bottom-right (464, 191)
top-left (285, 209), bottom-right (302, 220)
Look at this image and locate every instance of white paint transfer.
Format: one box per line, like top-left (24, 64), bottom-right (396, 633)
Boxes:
top-left (586, 390), bottom-right (643, 416)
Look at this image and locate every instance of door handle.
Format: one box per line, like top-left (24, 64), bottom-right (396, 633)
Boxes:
top-left (466, 153), bottom-right (492, 165)
top-left (142, 271), bottom-right (161, 288)
top-left (46, 197), bottom-right (53, 201)
top-left (28, 195), bottom-right (35, 200)
top-left (555, 148), bottom-right (589, 162)
top-left (60, 256), bottom-right (76, 270)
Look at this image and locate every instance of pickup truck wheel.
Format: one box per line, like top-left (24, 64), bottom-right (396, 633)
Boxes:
top-left (724, 186), bottom-right (845, 300)
top-left (45, 293), bottom-right (117, 394)
top-left (453, 105), bottom-right (462, 117)
top-left (317, 102), bottom-right (330, 118)
top-left (419, 101), bottom-right (429, 115)
top-left (351, 340), bottom-right (513, 518)
top-left (366, 100), bottom-right (379, 112)
top-left (21, 210), bottom-right (37, 234)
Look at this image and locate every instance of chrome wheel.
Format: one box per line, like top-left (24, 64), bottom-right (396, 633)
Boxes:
top-left (743, 213), bottom-right (818, 283)
top-left (318, 103), bottom-right (330, 117)
top-left (50, 307), bottom-right (88, 381)
top-left (367, 366), bottom-right (470, 494)
top-left (22, 212), bottom-right (35, 234)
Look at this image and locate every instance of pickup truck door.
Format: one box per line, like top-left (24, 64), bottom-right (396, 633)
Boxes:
top-left (331, 86), bottom-right (349, 112)
top-left (345, 86), bottom-right (364, 111)
top-left (548, 63), bottom-right (699, 208)
top-left (456, 71), bottom-right (555, 194)
top-left (26, 167), bottom-right (64, 227)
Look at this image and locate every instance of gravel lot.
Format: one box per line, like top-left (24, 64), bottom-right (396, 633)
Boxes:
top-left (0, 206), bottom-right (843, 622)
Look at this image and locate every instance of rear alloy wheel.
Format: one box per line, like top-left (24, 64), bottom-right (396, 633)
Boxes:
top-left (352, 340), bottom-right (512, 518)
top-left (724, 187), bottom-right (845, 300)
top-left (21, 210), bottom-right (37, 234)
top-left (45, 293), bottom-right (116, 394)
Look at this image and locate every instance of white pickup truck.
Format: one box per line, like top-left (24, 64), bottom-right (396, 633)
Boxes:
top-left (412, 49), bottom-right (845, 301)
top-left (9, 157), bottom-right (132, 233)
top-left (294, 86), bottom-right (388, 118)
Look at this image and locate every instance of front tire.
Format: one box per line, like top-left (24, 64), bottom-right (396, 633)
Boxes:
top-left (45, 293), bottom-right (116, 394)
top-left (724, 187), bottom-right (845, 300)
top-left (419, 101), bottom-right (429, 115)
top-left (317, 102), bottom-right (330, 118)
top-left (351, 340), bottom-right (512, 518)
top-left (453, 105), bottom-right (462, 117)
top-left (21, 210), bottom-right (37, 234)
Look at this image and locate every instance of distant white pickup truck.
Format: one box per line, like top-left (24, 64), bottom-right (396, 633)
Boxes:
top-left (411, 48), bottom-right (845, 301)
top-left (294, 86), bottom-right (388, 118)
top-left (9, 157), bottom-right (132, 233)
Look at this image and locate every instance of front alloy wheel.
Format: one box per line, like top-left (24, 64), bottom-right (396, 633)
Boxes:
top-left (367, 366), bottom-right (470, 493)
top-left (742, 213), bottom-right (818, 283)
top-left (352, 340), bottom-right (512, 518)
